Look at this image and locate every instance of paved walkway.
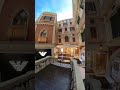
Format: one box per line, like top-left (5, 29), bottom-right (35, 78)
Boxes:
top-left (35, 64), bottom-right (71, 90)
top-left (79, 66), bottom-right (85, 79)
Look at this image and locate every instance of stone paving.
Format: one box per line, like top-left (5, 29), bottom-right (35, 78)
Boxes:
top-left (35, 64), bottom-right (71, 90)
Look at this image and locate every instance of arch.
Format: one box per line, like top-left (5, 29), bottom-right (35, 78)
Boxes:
top-left (110, 48), bottom-right (120, 82)
top-left (65, 36), bottom-right (69, 42)
top-left (12, 9), bottom-right (29, 25)
top-left (40, 30), bottom-right (47, 37)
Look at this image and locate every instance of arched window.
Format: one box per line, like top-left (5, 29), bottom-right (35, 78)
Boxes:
top-left (40, 30), bottom-right (47, 37)
top-left (12, 9), bottom-right (28, 25)
top-left (65, 36), bottom-right (69, 42)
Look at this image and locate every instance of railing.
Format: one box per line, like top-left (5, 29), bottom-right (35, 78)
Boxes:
top-left (35, 56), bottom-right (58, 73)
top-left (70, 59), bottom-right (85, 90)
top-left (0, 71), bottom-right (35, 90)
top-left (0, 56), bottom-right (58, 90)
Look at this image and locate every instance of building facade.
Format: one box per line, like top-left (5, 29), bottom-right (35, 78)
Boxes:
top-left (55, 18), bottom-right (80, 58)
top-left (85, 0), bottom-right (120, 89)
top-left (72, 0), bottom-right (85, 61)
top-left (35, 12), bottom-right (57, 59)
top-left (0, 0), bottom-right (34, 82)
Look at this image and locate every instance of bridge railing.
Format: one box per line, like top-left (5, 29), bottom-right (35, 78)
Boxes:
top-left (0, 71), bottom-right (35, 90)
top-left (0, 56), bottom-right (57, 90)
top-left (35, 56), bottom-right (58, 73)
top-left (70, 59), bottom-right (85, 90)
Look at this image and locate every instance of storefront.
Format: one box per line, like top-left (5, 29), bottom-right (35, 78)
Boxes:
top-left (0, 53), bottom-right (34, 82)
top-left (54, 45), bottom-right (80, 58)
top-left (35, 49), bottom-right (52, 60)
top-left (35, 43), bottom-right (55, 60)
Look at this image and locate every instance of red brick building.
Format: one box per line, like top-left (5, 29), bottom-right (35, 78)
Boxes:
top-left (35, 12), bottom-right (57, 57)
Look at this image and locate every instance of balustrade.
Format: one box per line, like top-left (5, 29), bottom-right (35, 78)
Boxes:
top-left (0, 56), bottom-right (58, 90)
top-left (0, 71), bottom-right (34, 90)
top-left (70, 59), bottom-right (85, 90)
top-left (0, 57), bottom-right (85, 90)
top-left (35, 56), bottom-right (58, 73)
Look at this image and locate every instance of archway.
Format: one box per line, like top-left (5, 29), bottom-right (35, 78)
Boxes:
top-left (110, 48), bottom-right (120, 83)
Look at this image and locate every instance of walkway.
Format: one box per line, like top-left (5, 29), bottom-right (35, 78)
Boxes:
top-left (35, 64), bottom-right (71, 90)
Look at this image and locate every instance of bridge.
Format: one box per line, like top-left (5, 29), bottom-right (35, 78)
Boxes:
top-left (0, 56), bottom-right (85, 90)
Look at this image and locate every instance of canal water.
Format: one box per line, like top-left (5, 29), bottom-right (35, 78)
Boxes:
top-left (35, 64), bottom-right (71, 90)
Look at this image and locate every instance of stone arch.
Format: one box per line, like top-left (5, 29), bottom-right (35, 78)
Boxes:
top-left (8, 9), bottom-right (29, 40)
top-left (12, 9), bottom-right (29, 25)
top-left (110, 48), bottom-right (120, 82)
top-left (65, 36), bottom-right (69, 42)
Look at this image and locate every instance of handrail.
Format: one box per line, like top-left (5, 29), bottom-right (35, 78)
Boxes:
top-left (35, 56), bottom-right (58, 73)
top-left (0, 70), bottom-right (34, 90)
top-left (71, 59), bottom-right (85, 90)
top-left (0, 56), bottom-right (59, 90)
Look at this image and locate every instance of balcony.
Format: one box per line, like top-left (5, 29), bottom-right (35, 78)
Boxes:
top-left (8, 25), bottom-right (28, 41)
top-left (37, 37), bottom-right (47, 43)
top-left (63, 23), bottom-right (68, 27)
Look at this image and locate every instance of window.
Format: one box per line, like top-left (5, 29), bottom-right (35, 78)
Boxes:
top-left (95, 53), bottom-right (107, 75)
top-left (0, 0), bottom-right (5, 14)
top-left (86, 2), bottom-right (96, 12)
top-left (58, 29), bottom-right (62, 32)
top-left (70, 22), bottom-right (72, 24)
top-left (90, 19), bottom-right (94, 24)
top-left (80, 0), bottom-right (85, 9)
top-left (40, 30), bottom-right (47, 37)
top-left (77, 16), bottom-right (80, 25)
top-left (39, 30), bottom-right (47, 43)
top-left (59, 39), bottom-right (61, 43)
top-left (98, 0), bottom-right (103, 6)
top-left (81, 30), bottom-right (85, 42)
top-left (9, 9), bottom-right (28, 41)
top-left (63, 23), bottom-right (68, 26)
top-left (59, 24), bottom-right (61, 27)
top-left (90, 27), bottom-right (97, 40)
top-left (12, 9), bottom-right (28, 25)
top-left (110, 8), bottom-right (120, 38)
top-left (113, 62), bottom-right (119, 72)
top-left (73, 38), bottom-right (75, 42)
top-left (44, 16), bottom-right (52, 21)
top-left (70, 27), bottom-right (75, 31)
top-left (65, 36), bottom-right (69, 42)
top-left (65, 28), bottom-right (67, 31)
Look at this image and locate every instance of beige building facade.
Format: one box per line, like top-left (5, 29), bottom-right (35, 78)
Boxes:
top-left (73, 0), bottom-right (120, 89)
top-left (55, 18), bottom-right (80, 58)
top-left (72, 0), bottom-right (85, 61)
